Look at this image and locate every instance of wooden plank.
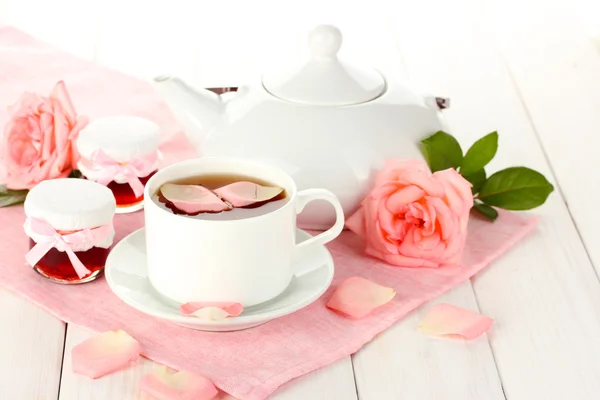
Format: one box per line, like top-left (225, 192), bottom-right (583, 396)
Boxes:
top-left (570, 0), bottom-right (600, 38)
top-left (388, 1), bottom-right (600, 399)
top-left (353, 283), bottom-right (505, 400)
top-left (477, 0), bottom-right (600, 273)
top-left (219, 358), bottom-right (357, 400)
top-left (268, 358), bottom-right (357, 400)
top-left (60, 326), bottom-right (357, 400)
top-left (0, 290), bottom-right (65, 399)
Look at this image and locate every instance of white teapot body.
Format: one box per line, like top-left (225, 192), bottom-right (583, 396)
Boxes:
top-left (153, 26), bottom-right (448, 229)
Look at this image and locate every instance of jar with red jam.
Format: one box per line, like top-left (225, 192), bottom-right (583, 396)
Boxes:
top-left (23, 178), bottom-right (116, 284)
top-left (76, 116), bottom-right (161, 214)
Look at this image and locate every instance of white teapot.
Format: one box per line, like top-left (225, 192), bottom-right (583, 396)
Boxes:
top-left (153, 25), bottom-right (448, 229)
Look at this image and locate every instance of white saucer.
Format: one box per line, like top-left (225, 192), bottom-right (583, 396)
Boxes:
top-left (105, 227), bottom-right (334, 331)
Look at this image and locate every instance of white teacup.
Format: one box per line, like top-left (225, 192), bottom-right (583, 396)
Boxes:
top-left (144, 157), bottom-right (345, 307)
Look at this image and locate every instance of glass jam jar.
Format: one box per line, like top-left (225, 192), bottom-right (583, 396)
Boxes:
top-left (23, 178), bottom-right (116, 284)
top-left (76, 116), bottom-right (161, 214)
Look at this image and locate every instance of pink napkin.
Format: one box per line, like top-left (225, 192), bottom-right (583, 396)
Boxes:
top-left (0, 26), bottom-right (539, 400)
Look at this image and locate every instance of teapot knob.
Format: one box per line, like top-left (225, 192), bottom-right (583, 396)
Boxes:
top-left (308, 25), bottom-right (342, 60)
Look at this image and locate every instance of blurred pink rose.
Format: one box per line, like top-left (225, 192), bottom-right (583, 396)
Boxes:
top-left (0, 81), bottom-right (87, 189)
top-left (346, 159), bottom-right (473, 268)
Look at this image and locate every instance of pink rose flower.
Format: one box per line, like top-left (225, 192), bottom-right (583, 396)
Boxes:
top-left (0, 81), bottom-right (87, 189)
top-left (346, 159), bottom-right (473, 268)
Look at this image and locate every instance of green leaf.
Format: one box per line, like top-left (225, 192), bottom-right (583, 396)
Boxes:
top-left (478, 167), bottom-right (554, 210)
top-left (461, 169), bottom-right (486, 195)
top-left (0, 185), bottom-right (28, 196)
top-left (420, 131), bottom-right (463, 172)
top-left (68, 169), bottom-right (83, 179)
top-left (0, 185), bottom-right (28, 208)
top-left (473, 203), bottom-right (499, 221)
top-left (0, 195), bottom-right (26, 207)
top-left (460, 131), bottom-right (498, 176)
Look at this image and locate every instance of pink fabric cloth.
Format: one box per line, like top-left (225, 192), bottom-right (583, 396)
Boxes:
top-left (0, 26), bottom-right (540, 399)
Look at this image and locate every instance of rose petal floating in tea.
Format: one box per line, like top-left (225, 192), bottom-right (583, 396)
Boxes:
top-left (214, 181), bottom-right (284, 207)
top-left (180, 302), bottom-right (243, 320)
top-left (71, 330), bottom-right (140, 378)
top-left (160, 183), bottom-right (230, 214)
top-left (418, 303), bottom-right (493, 340)
top-left (326, 276), bottom-right (396, 319)
top-left (140, 366), bottom-right (218, 400)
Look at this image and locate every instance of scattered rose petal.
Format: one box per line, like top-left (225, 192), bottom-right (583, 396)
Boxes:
top-left (187, 307), bottom-right (230, 320)
top-left (160, 183), bottom-right (230, 214)
top-left (71, 330), bottom-right (140, 378)
top-left (326, 276), bottom-right (396, 319)
top-left (180, 302), bottom-right (243, 320)
top-left (180, 302), bottom-right (243, 317)
top-left (418, 303), bottom-right (493, 340)
top-left (214, 181), bottom-right (283, 207)
top-left (140, 366), bottom-right (218, 400)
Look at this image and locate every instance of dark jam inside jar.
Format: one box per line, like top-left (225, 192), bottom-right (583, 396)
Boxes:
top-left (29, 239), bottom-right (109, 283)
top-left (107, 170), bottom-right (156, 208)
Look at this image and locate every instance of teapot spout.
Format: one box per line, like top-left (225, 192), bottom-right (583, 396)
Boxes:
top-left (153, 75), bottom-right (224, 150)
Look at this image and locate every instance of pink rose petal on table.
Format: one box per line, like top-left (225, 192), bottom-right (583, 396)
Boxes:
top-left (160, 183), bottom-right (230, 214)
top-left (71, 330), bottom-right (140, 378)
top-left (418, 303), bottom-right (493, 340)
top-left (187, 307), bottom-right (230, 321)
top-left (180, 302), bottom-right (243, 320)
top-left (140, 366), bottom-right (218, 400)
top-left (326, 276), bottom-right (396, 319)
top-left (214, 181), bottom-right (283, 207)
top-left (180, 302), bottom-right (243, 317)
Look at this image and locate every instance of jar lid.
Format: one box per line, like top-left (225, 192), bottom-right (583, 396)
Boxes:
top-left (261, 25), bottom-right (386, 106)
top-left (24, 179), bottom-right (116, 231)
top-left (76, 116), bottom-right (160, 163)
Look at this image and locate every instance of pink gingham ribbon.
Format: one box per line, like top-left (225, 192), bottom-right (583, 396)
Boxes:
top-left (90, 149), bottom-right (158, 198)
top-left (25, 217), bottom-right (113, 279)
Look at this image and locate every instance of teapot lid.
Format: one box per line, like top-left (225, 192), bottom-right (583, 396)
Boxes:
top-left (262, 25), bottom-right (386, 106)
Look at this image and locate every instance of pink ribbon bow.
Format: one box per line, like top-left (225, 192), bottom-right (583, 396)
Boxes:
top-left (25, 218), bottom-right (113, 279)
top-left (90, 150), bottom-right (158, 198)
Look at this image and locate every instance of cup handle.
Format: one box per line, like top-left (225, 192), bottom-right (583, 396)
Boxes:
top-left (293, 189), bottom-right (345, 276)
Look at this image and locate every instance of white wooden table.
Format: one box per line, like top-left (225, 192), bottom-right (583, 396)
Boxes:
top-left (2, 0), bottom-right (600, 399)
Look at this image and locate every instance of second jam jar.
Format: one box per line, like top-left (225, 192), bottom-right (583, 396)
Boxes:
top-left (76, 116), bottom-right (161, 214)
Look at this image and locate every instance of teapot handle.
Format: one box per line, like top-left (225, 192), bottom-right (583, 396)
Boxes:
top-left (206, 87), bottom-right (239, 95)
top-left (424, 95), bottom-right (450, 110)
top-left (206, 85), bottom-right (249, 103)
